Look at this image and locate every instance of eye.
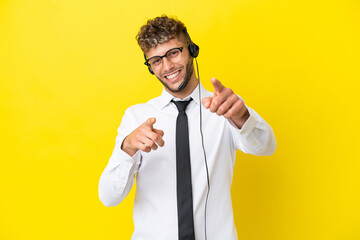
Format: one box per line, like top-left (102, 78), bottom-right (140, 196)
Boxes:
top-left (168, 49), bottom-right (180, 58)
top-left (150, 58), bottom-right (161, 66)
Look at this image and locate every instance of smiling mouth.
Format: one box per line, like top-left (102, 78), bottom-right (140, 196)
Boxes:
top-left (164, 70), bottom-right (181, 80)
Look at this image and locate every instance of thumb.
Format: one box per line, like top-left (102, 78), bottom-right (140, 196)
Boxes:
top-left (202, 97), bottom-right (212, 109)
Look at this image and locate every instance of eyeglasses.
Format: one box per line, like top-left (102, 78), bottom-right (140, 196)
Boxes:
top-left (144, 42), bottom-right (188, 69)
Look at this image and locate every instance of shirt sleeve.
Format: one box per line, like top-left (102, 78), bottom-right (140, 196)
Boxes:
top-left (98, 108), bottom-right (142, 207)
top-left (227, 103), bottom-right (277, 156)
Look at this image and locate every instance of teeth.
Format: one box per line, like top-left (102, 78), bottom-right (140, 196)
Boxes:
top-left (166, 71), bottom-right (180, 80)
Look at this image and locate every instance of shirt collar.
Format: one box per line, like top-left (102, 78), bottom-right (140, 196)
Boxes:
top-left (156, 82), bottom-right (208, 110)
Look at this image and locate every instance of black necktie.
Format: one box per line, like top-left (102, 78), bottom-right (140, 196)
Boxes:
top-left (172, 99), bottom-right (195, 240)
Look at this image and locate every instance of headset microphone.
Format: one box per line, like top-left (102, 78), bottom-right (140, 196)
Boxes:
top-left (178, 81), bottom-right (185, 91)
top-left (177, 57), bottom-right (194, 91)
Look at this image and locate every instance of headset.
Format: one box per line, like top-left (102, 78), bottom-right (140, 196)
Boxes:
top-left (143, 28), bottom-right (210, 240)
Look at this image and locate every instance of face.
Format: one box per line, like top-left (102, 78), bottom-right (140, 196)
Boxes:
top-left (145, 38), bottom-right (196, 95)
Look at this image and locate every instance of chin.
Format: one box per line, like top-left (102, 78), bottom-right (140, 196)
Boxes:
top-left (161, 79), bottom-right (184, 93)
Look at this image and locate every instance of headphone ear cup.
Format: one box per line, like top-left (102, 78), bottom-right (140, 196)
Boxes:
top-left (188, 42), bottom-right (199, 58)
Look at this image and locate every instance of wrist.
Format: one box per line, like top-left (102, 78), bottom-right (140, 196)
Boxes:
top-left (121, 137), bottom-right (137, 157)
top-left (231, 109), bottom-right (250, 129)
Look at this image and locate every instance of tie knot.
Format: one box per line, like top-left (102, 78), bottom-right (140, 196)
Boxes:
top-left (172, 99), bottom-right (192, 113)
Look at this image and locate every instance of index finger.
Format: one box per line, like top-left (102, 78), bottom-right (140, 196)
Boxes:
top-left (145, 117), bottom-right (156, 129)
top-left (211, 78), bottom-right (225, 93)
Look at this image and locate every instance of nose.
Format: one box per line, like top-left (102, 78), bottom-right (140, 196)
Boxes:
top-left (161, 57), bottom-right (175, 71)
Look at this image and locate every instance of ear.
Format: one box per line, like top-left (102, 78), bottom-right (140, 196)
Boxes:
top-left (143, 53), bottom-right (154, 75)
top-left (148, 65), bottom-right (154, 75)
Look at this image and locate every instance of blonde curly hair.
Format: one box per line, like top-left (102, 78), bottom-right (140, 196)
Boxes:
top-left (136, 15), bottom-right (186, 52)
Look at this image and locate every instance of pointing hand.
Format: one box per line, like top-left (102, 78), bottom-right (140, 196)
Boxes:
top-left (121, 117), bottom-right (165, 156)
top-left (202, 78), bottom-right (250, 128)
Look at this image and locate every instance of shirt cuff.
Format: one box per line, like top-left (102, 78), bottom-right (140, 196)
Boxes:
top-left (227, 106), bottom-right (258, 135)
top-left (107, 137), bottom-right (141, 171)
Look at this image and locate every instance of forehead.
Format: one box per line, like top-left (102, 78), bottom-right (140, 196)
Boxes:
top-left (145, 38), bottom-right (184, 58)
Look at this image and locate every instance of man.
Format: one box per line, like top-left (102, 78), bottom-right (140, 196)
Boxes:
top-left (99, 15), bottom-right (276, 240)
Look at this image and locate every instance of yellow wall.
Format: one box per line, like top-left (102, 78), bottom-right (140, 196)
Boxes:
top-left (1, 0), bottom-right (359, 239)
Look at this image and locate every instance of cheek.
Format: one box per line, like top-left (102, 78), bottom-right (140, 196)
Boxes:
top-left (154, 68), bottom-right (163, 78)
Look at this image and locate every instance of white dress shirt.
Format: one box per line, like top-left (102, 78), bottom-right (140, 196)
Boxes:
top-left (99, 83), bottom-right (277, 240)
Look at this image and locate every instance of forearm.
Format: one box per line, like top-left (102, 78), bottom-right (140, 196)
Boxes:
top-left (98, 135), bottom-right (141, 207)
top-left (98, 154), bottom-right (139, 207)
top-left (230, 106), bottom-right (277, 156)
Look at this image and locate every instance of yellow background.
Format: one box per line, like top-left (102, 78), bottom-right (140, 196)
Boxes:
top-left (1, 0), bottom-right (359, 239)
